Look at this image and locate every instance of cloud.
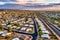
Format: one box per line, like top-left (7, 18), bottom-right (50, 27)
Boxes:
top-left (16, 0), bottom-right (45, 4)
top-left (16, 0), bottom-right (60, 4)
top-left (0, 2), bottom-right (6, 5)
top-left (46, 0), bottom-right (60, 3)
top-left (0, 0), bottom-right (60, 5)
top-left (52, 0), bottom-right (60, 3)
top-left (36, 0), bottom-right (45, 3)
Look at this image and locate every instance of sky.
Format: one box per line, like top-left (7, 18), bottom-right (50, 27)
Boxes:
top-left (16, 0), bottom-right (60, 3)
top-left (0, 0), bottom-right (60, 5)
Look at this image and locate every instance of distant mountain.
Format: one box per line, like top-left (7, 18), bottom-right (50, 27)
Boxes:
top-left (0, 4), bottom-right (25, 10)
top-left (0, 3), bottom-right (54, 10)
top-left (49, 3), bottom-right (60, 5)
top-left (0, 3), bottom-right (60, 11)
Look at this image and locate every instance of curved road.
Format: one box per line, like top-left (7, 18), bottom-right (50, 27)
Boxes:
top-left (4, 18), bottom-right (38, 40)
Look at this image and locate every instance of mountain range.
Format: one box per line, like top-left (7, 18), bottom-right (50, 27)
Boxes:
top-left (0, 3), bottom-right (60, 11)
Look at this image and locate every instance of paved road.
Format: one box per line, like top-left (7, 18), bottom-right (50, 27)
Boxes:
top-left (40, 16), bottom-right (60, 37)
top-left (32, 18), bottom-right (38, 40)
top-left (4, 18), bottom-right (38, 40)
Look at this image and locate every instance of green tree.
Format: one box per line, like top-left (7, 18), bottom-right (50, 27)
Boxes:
top-left (39, 31), bottom-right (44, 36)
top-left (58, 24), bottom-right (60, 28)
top-left (0, 25), bottom-right (4, 31)
top-left (8, 27), bottom-right (12, 32)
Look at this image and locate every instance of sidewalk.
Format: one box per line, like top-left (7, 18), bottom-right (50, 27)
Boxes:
top-left (35, 18), bottom-right (50, 39)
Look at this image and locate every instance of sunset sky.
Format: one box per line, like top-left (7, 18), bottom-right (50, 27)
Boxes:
top-left (0, 0), bottom-right (60, 5)
top-left (16, 0), bottom-right (60, 3)
top-left (0, 0), bottom-right (60, 10)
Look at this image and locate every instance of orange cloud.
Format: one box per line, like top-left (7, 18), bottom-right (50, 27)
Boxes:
top-left (16, 0), bottom-right (45, 4)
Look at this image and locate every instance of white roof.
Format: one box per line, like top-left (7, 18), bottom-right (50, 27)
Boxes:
top-left (20, 23), bottom-right (23, 25)
top-left (28, 18), bottom-right (32, 20)
top-left (24, 24), bottom-right (29, 26)
top-left (17, 19), bottom-right (21, 21)
top-left (13, 26), bottom-right (17, 28)
top-left (29, 25), bottom-right (34, 27)
top-left (16, 27), bottom-right (20, 29)
top-left (7, 25), bottom-right (12, 27)
top-left (26, 28), bottom-right (32, 32)
top-left (2, 33), bottom-right (6, 37)
top-left (11, 22), bottom-right (14, 23)
top-left (0, 31), bottom-right (4, 34)
top-left (21, 27), bottom-right (26, 30)
top-left (26, 21), bottom-right (29, 23)
top-left (55, 20), bottom-right (59, 23)
top-left (40, 27), bottom-right (46, 31)
top-left (42, 31), bottom-right (50, 34)
top-left (20, 18), bottom-right (24, 20)
top-left (1, 24), bottom-right (6, 25)
top-left (6, 33), bottom-right (12, 35)
top-left (13, 21), bottom-right (17, 22)
top-left (41, 34), bottom-right (49, 38)
top-left (12, 38), bottom-right (20, 40)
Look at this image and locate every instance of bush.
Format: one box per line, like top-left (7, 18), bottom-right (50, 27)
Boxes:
top-left (58, 24), bottom-right (60, 28)
top-left (39, 31), bottom-right (44, 36)
top-left (0, 25), bottom-right (4, 31)
top-left (8, 27), bottom-right (12, 32)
